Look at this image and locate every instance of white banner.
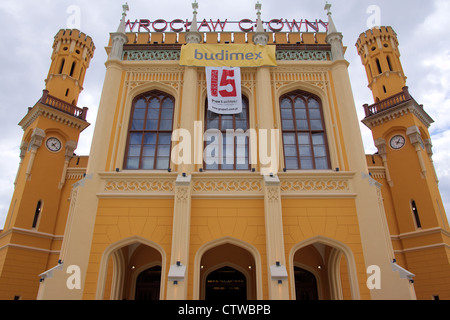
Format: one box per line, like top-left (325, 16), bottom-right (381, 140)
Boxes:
top-left (206, 67), bottom-right (242, 115)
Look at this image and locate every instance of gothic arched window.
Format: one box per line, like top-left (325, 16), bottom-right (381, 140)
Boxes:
top-left (124, 91), bottom-right (175, 170)
top-left (204, 96), bottom-right (250, 170)
top-left (280, 91), bottom-right (330, 170)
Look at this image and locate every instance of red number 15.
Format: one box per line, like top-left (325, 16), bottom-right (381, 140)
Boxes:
top-left (211, 69), bottom-right (237, 98)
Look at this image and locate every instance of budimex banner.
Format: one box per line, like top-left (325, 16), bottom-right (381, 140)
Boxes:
top-left (180, 43), bottom-right (277, 67)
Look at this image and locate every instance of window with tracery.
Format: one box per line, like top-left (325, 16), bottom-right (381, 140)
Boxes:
top-left (280, 91), bottom-right (330, 170)
top-left (124, 91), bottom-right (175, 170)
top-left (204, 96), bottom-right (250, 170)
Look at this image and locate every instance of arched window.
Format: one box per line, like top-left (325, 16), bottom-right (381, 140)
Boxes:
top-left (386, 56), bottom-right (393, 72)
top-left (124, 91), bottom-right (175, 170)
top-left (32, 201), bottom-right (42, 229)
top-left (59, 58), bottom-right (65, 74)
top-left (204, 96), bottom-right (250, 170)
top-left (376, 58), bottom-right (382, 74)
top-left (411, 200), bottom-right (422, 228)
top-left (70, 61), bottom-right (76, 77)
top-left (280, 91), bottom-right (330, 170)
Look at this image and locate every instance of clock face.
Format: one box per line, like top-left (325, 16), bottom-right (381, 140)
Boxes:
top-left (390, 135), bottom-right (406, 150)
top-left (46, 137), bottom-right (62, 152)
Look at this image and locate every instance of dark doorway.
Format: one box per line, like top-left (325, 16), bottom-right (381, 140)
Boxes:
top-left (135, 266), bottom-right (161, 300)
top-left (294, 266), bottom-right (319, 300)
top-left (205, 266), bottom-right (247, 301)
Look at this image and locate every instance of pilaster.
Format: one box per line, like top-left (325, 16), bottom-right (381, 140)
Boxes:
top-left (166, 174), bottom-right (192, 300)
top-left (263, 175), bottom-right (289, 299)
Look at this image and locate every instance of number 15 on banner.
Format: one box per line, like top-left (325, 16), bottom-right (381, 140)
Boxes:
top-left (206, 67), bottom-right (242, 115)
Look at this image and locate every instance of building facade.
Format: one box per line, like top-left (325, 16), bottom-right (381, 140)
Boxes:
top-left (0, 3), bottom-right (448, 300)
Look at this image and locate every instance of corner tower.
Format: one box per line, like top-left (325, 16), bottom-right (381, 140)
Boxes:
top-left (356, 27), bottom-right (406, 102)
top-left (45, 29), bottom-right (95, 106)
top-left (0, 29), bottom-right (95, 300)
top-left (357, 27), bottom-right (450, 300)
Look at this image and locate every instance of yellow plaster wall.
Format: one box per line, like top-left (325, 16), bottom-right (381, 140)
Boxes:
top-left (0, 247), bottom-right (48, 300)
top-left (82, 198), bottom-right (174, 300)
top-left (188, 199), bottom-right (268, 300)
top-left (282, 198), bottom-right (371, 300)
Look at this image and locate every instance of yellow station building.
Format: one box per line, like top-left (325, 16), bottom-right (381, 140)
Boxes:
top-left (0, 3), bottom-right (449, 300)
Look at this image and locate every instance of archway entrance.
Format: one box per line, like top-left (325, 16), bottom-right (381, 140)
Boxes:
top-left (135, 266), bottom-right (162, 300)
top-left (294, 267), bottom-right (318, 300)
top-left (205, 266), bottom-right (247, 301)
top-left (99, 239), bottom-right (165, 300)
top-left (291, 238), bottom-right (360, 300)
top-left (200, 243), bottom-right (256, 300)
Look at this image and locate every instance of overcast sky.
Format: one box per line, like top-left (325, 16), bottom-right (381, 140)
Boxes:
top-left (0, 0), bottom-right (449, 228)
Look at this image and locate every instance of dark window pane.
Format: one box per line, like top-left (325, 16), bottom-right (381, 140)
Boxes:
top-left (135, 99), bottom-right (147, 109)
top-left (281, 108), bottom-right (294, 120)
top-left (296, 120), bottom-right (309, 130)
top-left (159, 133), bottom-right (172, 145)
top-left (143, 145), bottom-right (156, 157)
top-left (159, 120), bottom-right (173, 131)
top-left (308, 98), bottom-right (320, 109)
top-left (156, 158), bottom-right (170, 170)
top-left (133, 107), bottom-right (146, 119)
top-left (301, 158), bottom-right (314, 169)
top-left (281, 98), bottom-right (292, 109)
top-left (315, 157), bottom-right (329, 169)
top-left (132, 120), bottom-right (145, 130)
top-left (147, 108), bottom-right (160, 119)
top-left (310, 120), bottom-right (323, 130)
top-left (294, 98), bottom-right (306, 109)
top-left (309, 109), bottom-right (322, 120)
top-left (127, 157), bottom-right (140, 169)
top-left (282, 119), bottom-right (295, 130)
top-left (130, 133), bottom-right (143, 145)
top-left (285, 158), bottom-right (299, 170)
top-left (144, 133), bottom-right (157, 145)
top-left (157, 145), bottom-right (171, 157)
top-left (283, 133), bottom-right (296, 145)
top-left (128, 145), bottom-right (141, 157)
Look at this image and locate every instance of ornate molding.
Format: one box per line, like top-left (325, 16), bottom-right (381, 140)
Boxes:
top-left (98, 172), bottom-right (177, 197)
top-left (278, 171), bottom-right (355, 198)
top-left (276, 50), bottom-right (330, 61)
top-left (193, 179), bottom-right (262, 193)
top-left (104, 180), bottom-right (174, 192)
top-left (123, 50), bottom-right (181, 61)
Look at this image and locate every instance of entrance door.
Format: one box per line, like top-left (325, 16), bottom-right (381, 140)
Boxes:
top-left (205, 266), bottom-right (247, 301)
top-left (294, 267), bottom-right (319, 300)
top-left (135, 266), bottom-right (161, 300)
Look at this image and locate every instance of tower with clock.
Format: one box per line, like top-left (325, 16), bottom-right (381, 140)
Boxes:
top-left (0, 29), bottom-right (95, 299)
top-left (357, 26), bottom-right (450, 299)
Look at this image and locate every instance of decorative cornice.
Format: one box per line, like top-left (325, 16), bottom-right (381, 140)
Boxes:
top-left (19, 103), bottom-right (90, 132)
top-left (362, 99), bottom-right (434, 129)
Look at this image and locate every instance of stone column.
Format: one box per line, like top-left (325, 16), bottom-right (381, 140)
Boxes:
top-left (166, 175), bottom-right (192, 300)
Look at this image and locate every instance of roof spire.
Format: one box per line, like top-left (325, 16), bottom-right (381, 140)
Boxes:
top-left (324, 2), bottom-right (344, 61)
top-left (324, 2), bottom-right (337, 34)
top-left (117, 2), bottom-right (129, 33)
top-left (109, 3), bottom-right (129, 61)
top-left (252, 1), bottom-right (269, 45)
top-left (186, 0), bottom-right (202, 43)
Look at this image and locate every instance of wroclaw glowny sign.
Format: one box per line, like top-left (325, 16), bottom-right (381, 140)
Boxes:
top-left (126, 18), bottom-right (329, 33)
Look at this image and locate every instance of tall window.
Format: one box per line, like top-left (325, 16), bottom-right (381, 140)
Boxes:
top-left (204, 96), bottom-right (250, 170)
top-left (32, 201), bottom-right (42, 229)
top-left (124, 91), bottom-right (175, 170)
top-left (280, 91), bottom-right (330, 170)
top-left (411, 200), bottom-right (422, 228)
